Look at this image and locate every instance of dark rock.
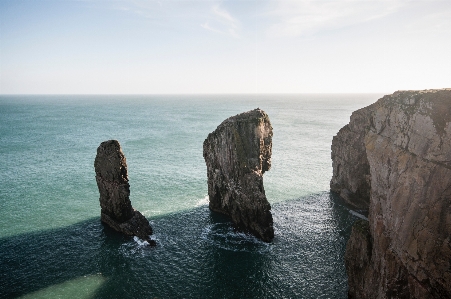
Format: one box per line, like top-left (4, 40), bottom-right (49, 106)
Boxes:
top-left (94, 140), bottom-right (153, 244)
top-left (332, 89), bottom-right (451, 298)
top-left (330, 104), bottom-right (374, 210)
top-left (203, 108), bottom-right (274, 242)
top-left (345, 219), bottom-right (373, 299)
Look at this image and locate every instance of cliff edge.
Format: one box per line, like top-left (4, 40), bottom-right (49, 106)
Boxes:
top-left (332, 89), bottom-right (451, 298)
top-left (203, 108), bottom-right (274, 242)
top-left (94, 140), bottom-right (154, 245)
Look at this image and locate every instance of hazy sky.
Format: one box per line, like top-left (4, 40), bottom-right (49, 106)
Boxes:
top-left (1, 0), bottom-right (450, 94)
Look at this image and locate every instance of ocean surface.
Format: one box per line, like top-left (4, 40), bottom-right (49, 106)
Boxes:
top-left (0, 94), bottom-right (380, 299)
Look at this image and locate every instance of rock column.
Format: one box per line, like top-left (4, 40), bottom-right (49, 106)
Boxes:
top-left (94, 140), bottom-right (154, 244)
top-left (203, 108), bottom-right (274, 242)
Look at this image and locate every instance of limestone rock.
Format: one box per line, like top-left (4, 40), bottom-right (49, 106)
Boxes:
top-left (332, 89), bottom-right (451, 298)
top-left (94, 140), bottom-right (154, 244)
top-left (330, 103), bottom-right (374, 210)
top-left (345, 220), bottom-right (373, 299)
top-left (203, 108), bottom-right (274, 242)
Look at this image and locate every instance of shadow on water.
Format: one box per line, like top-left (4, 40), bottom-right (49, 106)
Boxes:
top-left (1, 192), bottom-right (360, 299)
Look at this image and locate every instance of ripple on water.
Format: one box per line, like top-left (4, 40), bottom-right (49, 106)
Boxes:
top-left (200, 222), bottom-right (272, 254)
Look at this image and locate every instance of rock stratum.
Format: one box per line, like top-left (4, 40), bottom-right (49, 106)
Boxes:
top-left (94, 140), bottom-right (154, 244)
top-left (203, 108), bottom-right (274, 242)
top-left (332, 89), bottom-right (451, 298)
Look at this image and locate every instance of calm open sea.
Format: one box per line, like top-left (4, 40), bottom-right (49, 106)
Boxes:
top-left (0, 94), bottom-right (380, 298)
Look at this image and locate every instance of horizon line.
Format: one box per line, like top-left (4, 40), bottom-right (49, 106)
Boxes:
top-left (0, 91), bottom-right (395, 96)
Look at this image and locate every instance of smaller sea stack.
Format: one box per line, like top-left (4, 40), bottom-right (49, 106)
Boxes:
top-left (94, 140), bottom-right (154, 245)
top-left (203, 108), bottom-right (274, 242)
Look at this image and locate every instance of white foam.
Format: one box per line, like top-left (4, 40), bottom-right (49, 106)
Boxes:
top-left (133, 236), bottom-right (150, 246)
top-left (349, 210), bottom-right (369, 221)
top-left (195, 195), bottom-right (209, 207)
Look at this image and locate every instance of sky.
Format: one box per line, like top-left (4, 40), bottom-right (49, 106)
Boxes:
top-left (0, 0), bottom-right (450, 94)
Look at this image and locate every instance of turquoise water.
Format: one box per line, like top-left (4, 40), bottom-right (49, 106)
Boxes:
top-left (0, 94), bottom-right (379, 298)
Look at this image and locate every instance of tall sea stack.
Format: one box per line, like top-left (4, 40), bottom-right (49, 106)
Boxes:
top-left (94, 140), bottom-right (154, 244)
top-left (331, 89), bottom-right (451, 298)
top-left (203, 108), bottom-right (274, 242)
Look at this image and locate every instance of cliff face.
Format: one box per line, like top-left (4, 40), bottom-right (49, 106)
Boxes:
top-left (203, 108), bottom-right (274, 242)
top-left (332, 89), bottom-right (451, 298)
top-left (94, 140), bottom-right (154, 244)
top-left (331, 104), bottom-right (374, 210)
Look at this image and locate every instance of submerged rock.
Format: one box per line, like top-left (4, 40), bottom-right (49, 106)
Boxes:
top-left (332, 89), bottom-right (451, 298)
top-left (94, 140), bottom-right (154, 245)
top-left (203, 108), bottom-right (274, 242)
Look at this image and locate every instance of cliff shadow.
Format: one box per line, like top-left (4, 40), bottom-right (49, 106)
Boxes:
top-left (1, 193), bottom-right (362, 299)
top-left (0, 205), bottom-right (271, 299)
top-left (0, 218), bottom-right (119, 298)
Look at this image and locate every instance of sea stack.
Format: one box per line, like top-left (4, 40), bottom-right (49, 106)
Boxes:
top-left (331, 89), bottom-right (451, 298)
top-left (94, 140), bottom-right (154, 244)
top-left (203, 108), bottom-right (274, 242)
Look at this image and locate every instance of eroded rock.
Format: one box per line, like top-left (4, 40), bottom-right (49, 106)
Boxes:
top-left (94, 140), bottom-right (154, 245)
top-left (330, 103), bottom-right (374, 210)
top-left (332, 89), bottom-right (451, 298)
top-left (203, 108), bottom-right (274, 242)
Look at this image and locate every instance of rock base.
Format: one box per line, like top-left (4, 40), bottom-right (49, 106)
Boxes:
top-left (101, 210), bottom-right (154, 245)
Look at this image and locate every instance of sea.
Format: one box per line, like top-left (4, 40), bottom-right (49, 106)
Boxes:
top-left (0, 94), bottom-right (381, 299)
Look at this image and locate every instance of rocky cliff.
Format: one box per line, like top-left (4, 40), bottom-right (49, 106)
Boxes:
top-left (332, 89), bottom-right (451, 298)
top-left (203, 108), bottom-right (274, 242)
top-left (94, 140), bottom-right (154, 245)
top-left (331, 103), bottom-right (374, 210)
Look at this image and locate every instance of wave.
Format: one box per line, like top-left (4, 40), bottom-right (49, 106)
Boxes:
top-left (195, 195), bottom-right (209, 207)
top-left (349, 210), bottom-right (368, 221)
top-left (200, 223), bottom-right (271, 253)
top-left (133, 236), bottom-right (151, 246)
